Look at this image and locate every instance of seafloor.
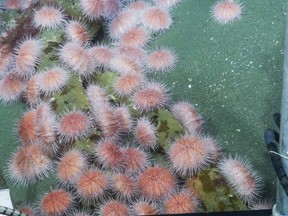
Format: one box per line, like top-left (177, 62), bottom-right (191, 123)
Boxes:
top-left (149, 0), bottom-right (287, 202)
top-left (0, 0), bottom-right (286, 211)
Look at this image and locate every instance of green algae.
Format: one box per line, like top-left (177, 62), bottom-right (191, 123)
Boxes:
top-left (59, 0), bottom-right (85, 20)
top-left (187, 168), bottom-right (247, 212)
top-left (37, 28), bottom-right (64, 71)
top-left (0, 10), bottom-right (21, 30)
top-left (58, 0), bottom-right (102, 40)
top-left (74, 138), bottom-right (95, 153)
top-left (94, 71), bottom-right (118, 92)
top-left (0, 168), bottom-right (7, 189)
top-left (152, 108), bottom-right (184, 149)
top-left (52, 74), bottom-right (90, 114)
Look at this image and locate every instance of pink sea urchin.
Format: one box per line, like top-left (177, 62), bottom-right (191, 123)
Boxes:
top-left (141, 7), bottom-right (172, 32)
top-left (56, 149), bottom-right (87, 185)
top-left (14, 38), bottom-right (42, 78)
top-left (79, 0), bottom-right (105, 20)
top-left (112, 173), bottom-right (137, 200)
top-left (132, 81), bottom-right (169, 112)
top-left (33, 6), bottom-right (65, 29)
top-left (163, 189), bottom-right (199, 214)
top-left (134, 117), bottom-right (157, 150)
top-left (218, 155), bottom-right (261, 204)
top-left (171, 101), bottom-right (203, 134)
top-left (40, 189), bottom-right (74, 216)
top-left (94, 139), bottom-right (125, 171)
top-left (75, 168), bottom-right (109, 202)
top-left (99, 200), bottom-right (129, 216)
top-left (65, 20), bottom-right (90, 45)
top-left (57, 110), bottom-right (92, 143)
top-left (38, 66), bottom-right (70, 95)
top-left (131, 198), bottom-right (159, 215)
top-left (120, 27), bottom-right (150, 48)
top-left (153, 0), bottom-right (181, 9)
top-left (211, 0), bottom-right (243, 24)
top-left (9, 144), bottom-right (52, 185)
top-left (114, 73), bottom-right (144, 96)
top-left (0, 72), bottom-right (26, 104)
top-left (168, 135), bottom-right (212, 176)
top-left (146, 48), bottom-right (177, 73)
top-left (109, 9), bottom-right (139, 39)
top-left (59, 42), bottom-right (94, 77)
top-left (138, 166), bottom-right (176, 200)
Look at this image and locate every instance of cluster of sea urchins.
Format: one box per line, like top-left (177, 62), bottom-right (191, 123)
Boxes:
top-left (0, 0), bottom-right (266, 215)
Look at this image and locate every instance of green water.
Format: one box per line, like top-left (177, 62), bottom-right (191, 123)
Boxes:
top-left (149, 0), bottom-right (286, 201)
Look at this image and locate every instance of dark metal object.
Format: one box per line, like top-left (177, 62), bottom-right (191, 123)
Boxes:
top-left (264, 113), bottom-right (288, 197)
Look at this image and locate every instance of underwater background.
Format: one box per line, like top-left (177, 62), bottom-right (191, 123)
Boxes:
top-left (0, 0), bottom-right (286, 213)
top-left (148, 0), bottom-right (286, 202)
